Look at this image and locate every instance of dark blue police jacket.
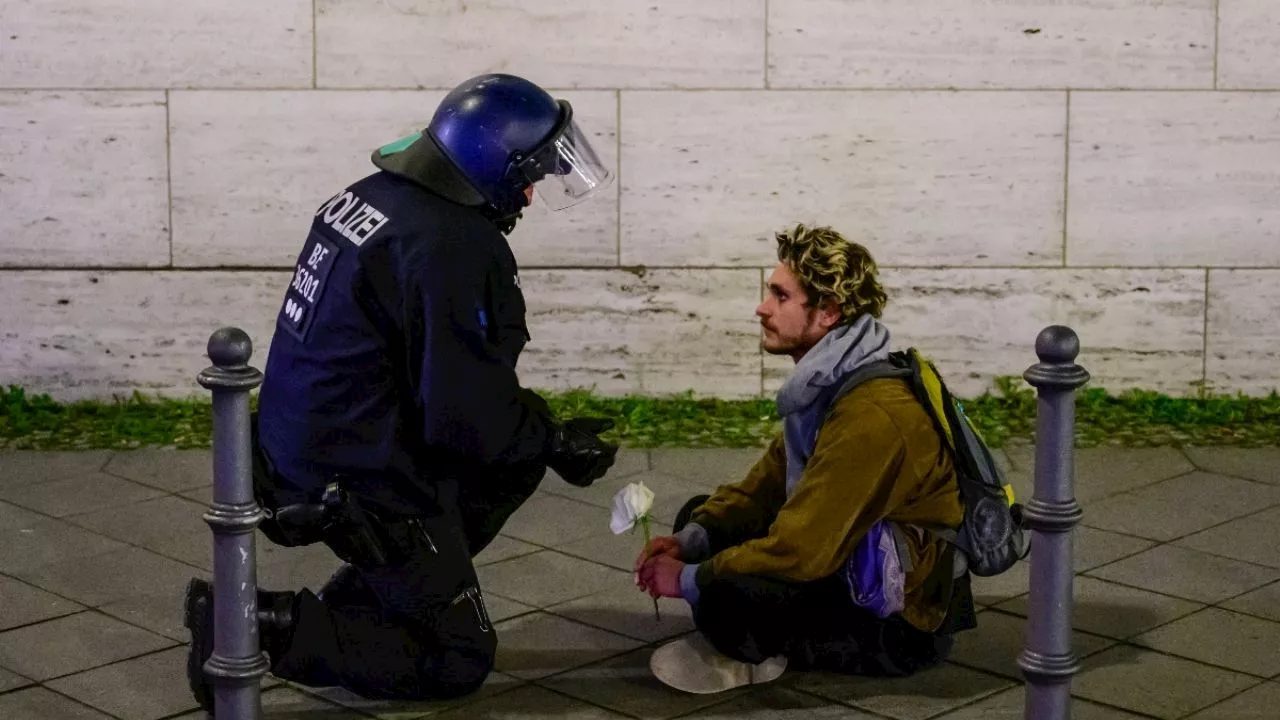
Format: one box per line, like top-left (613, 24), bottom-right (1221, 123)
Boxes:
top-left (256, 171), bottom-right (551, 513)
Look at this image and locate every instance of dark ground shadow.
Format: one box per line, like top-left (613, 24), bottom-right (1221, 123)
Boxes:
top-left (252, 602), bottom-right (1160, 717)
top-left (947, 602), bottom-right (1158, 681)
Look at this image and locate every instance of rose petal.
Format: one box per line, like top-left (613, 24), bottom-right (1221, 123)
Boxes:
top-left (610, 485), bottom-right (636, 534)
top-left (622, 481), bottom-right (655, 517)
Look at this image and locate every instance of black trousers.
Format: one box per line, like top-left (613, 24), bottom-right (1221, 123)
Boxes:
top-left (266, 463), bottom-right (546, 700)
top-left (674, 496), bottom-right (957, 677)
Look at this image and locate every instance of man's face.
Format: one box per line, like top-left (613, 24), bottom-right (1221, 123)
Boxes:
top-left (756, 262), bottom-right (840, 361)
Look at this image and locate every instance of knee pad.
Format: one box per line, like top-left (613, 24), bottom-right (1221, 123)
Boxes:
top-left (673, 494), bottom-right (712, 532)
top-left (412, 641), bottom-right (493, 700)
top-left (401, 585), bottom-right (496, 700)
top-left (424, 652), bottom-right (492, 699)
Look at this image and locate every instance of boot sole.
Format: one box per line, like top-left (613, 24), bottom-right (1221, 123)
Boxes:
top-left (650, 634), bottom-right (787, 695)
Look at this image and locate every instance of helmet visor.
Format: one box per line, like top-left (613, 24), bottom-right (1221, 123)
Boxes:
top-left (518, 118), bottom-right (613, 211)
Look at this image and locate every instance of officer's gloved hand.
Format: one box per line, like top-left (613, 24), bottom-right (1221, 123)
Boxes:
top-left (547, 418), bottom-right (619, 487)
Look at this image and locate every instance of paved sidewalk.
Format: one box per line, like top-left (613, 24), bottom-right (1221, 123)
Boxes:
top-left (0, 444), bottom-right (1279, 719)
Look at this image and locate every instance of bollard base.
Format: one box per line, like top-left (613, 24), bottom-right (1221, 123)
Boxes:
top-left (204, 652), bottom-right (271, 720)
top-left (1023, 679), bottom-right (1073, 720)
top-left (185, 578), bottom-right (272, 717)
top-left (213, 674), bottom-right (268, 720)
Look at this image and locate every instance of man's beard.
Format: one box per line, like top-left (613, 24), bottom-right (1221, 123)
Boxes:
top-left (760, 327), bottom-right (793, 356)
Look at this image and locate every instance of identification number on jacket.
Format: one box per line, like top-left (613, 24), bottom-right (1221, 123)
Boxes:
top-left (279, 231), bottom-right (339, 342)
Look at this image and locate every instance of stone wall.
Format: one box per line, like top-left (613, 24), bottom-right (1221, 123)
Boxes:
top-left (3, 1), bottom-right (1278, 400)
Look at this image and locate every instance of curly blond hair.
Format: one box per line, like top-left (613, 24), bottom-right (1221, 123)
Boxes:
top-left (775, 224), bottom-right (887, 323)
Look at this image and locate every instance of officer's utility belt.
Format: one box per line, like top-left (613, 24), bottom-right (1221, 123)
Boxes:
top-left (261, 481), bottom-right (435, 570)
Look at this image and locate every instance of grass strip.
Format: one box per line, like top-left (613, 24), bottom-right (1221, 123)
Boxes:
top-left (2, 380), bottom-right (1277, 451)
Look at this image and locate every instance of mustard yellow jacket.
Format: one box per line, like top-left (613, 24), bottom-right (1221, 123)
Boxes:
top-left (688, 377), bottom-right (964, 632)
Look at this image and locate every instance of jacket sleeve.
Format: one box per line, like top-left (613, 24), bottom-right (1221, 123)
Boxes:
top-left (681, 433), bottom-right (788, 555)
top-left (404, 245), bottom-right (553, 467)
top-left (694, 399), bottom-right (914, 588)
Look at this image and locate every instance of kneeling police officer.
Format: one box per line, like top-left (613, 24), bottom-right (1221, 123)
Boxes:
top-left (184, 73), bottom-right (619, 711)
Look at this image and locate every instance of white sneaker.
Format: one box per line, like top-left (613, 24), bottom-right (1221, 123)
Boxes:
top-left (649, 633), bottom-right (787, 694)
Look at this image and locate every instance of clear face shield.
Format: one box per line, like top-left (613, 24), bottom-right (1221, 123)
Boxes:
top-left (515, 103), bottom-right (613, 211)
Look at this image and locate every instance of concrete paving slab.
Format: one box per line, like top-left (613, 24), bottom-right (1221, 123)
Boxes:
top-left (44, 646), bottom-right (199, 720)
top-left (1132, 608), bottom-right (1280, 678)
top-left (932, 686), bottom-right (1152, 719)
top-left (1086, 544), bottom-right (1280, 604)
top-left (300, 670), bottom-right (524, 719)
top-left (0, 611), bottom-right (173, 681)
top-left (1081, 471), bottom-right (1280, 542)
top-left (554, 519), bottom-right (676, 573)
top-left (0, 512), bottom-right (127, 576)
top-left (1185, 681), bottom-right (1280, 719)
top-left (993, 576), bottom-right (1204, 640)
top-left (0, 472), bottom-right (164, 518)
top-left (1220, 579), bottom-right (1280, 623)
top-left (0, 451), bottom-right (113, 489)
top-left (102, 449), bottom-right (213, 493)
top-left (789, 661), bottom-right (1015, 720)
top-left (477, 550), bottom-right (630, 609)
top-left (539, 646), bottom-right (744, 720)
top-left (492, 612), bottom-right (642, 681)
top-left (1183, 447), bottom-right (1280, 485)
top-left (0, 664), bottom-right (34, 693)
top-left (1003, 446), bottom-right (1195, 503)
top-left (0, 686), bottom-right (115, 719)
top-left (13, 546), bottom-right (204, 608)
top-left (1072, 645), bottom-right (1258, 720)
top-left (432, 684), bottom-right (628, 719)
top-left (545, 583), bottom-right (696, 645)
top-left (0, 574), bottom-right (85, 631)
top-left (947, 610), bottom-right (1116, 681)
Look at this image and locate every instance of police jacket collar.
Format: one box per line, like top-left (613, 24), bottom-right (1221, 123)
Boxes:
top-left (370, 130), bottom-right (488, 209)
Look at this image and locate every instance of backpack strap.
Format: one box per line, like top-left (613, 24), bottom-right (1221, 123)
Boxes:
top-left (822, 356), bottom-right (913, 424)
top-left (926, 526), bottom-right (968, 578)
top-left (822, 354), bottom-right (975, 581)
top-left (889, 522), bottom-right (914, 574)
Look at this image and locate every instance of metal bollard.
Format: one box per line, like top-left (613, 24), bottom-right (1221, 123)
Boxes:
top-left (1018, 325), bottom-right (1090, 720)
top-left (197, 327), bottom-right (268, 720)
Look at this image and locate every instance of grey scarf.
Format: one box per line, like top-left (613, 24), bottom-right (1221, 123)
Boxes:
top-left (776, 315), bottom-right (892, 496)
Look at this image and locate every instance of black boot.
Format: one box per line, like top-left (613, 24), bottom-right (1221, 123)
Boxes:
top-left (183, 578), bottom-right (215, 714)
top-left (183, 578), bottom-right (299, 713)
top-left (257, 586), bottom-right (299, 663)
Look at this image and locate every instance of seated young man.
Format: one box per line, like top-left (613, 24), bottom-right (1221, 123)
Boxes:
top-left (636, 224), bottom-right (976, 694)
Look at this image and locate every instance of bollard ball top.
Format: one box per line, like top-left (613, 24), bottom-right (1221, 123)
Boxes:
top-left (1025, 324), bottom-right (1090, 390)
top-left (207, 327), bottom-right (252, 368)
top-left (1035, 325), bottom-right (1080, 364)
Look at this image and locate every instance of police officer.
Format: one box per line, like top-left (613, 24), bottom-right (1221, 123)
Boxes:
top-left (183, 73), bottom-right (620, 711)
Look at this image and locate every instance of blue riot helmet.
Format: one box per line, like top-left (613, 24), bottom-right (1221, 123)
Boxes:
top-left (372, 74), bottom-right (612, 221)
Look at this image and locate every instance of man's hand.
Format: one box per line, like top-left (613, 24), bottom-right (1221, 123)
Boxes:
top-left (637, 555), bottom-right (685, 599)
top-left (635, 536), bottom-right (681, 573)
top-left (546, 417), bottom-right (618, 487)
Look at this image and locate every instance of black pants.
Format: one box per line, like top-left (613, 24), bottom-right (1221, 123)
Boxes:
top-left (674, 496), bottom-right (956, 677)
top-left (266, 463), bottom-right (545, 700)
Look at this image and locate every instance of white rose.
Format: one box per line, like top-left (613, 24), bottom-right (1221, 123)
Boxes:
top-left (610, 481), bottom-right (655, 535)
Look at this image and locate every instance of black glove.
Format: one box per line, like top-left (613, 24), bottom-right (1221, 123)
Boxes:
top-left (517, 387), bottom-right (552, 419)
top-left (546, 417), bottom-right (619, 487)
